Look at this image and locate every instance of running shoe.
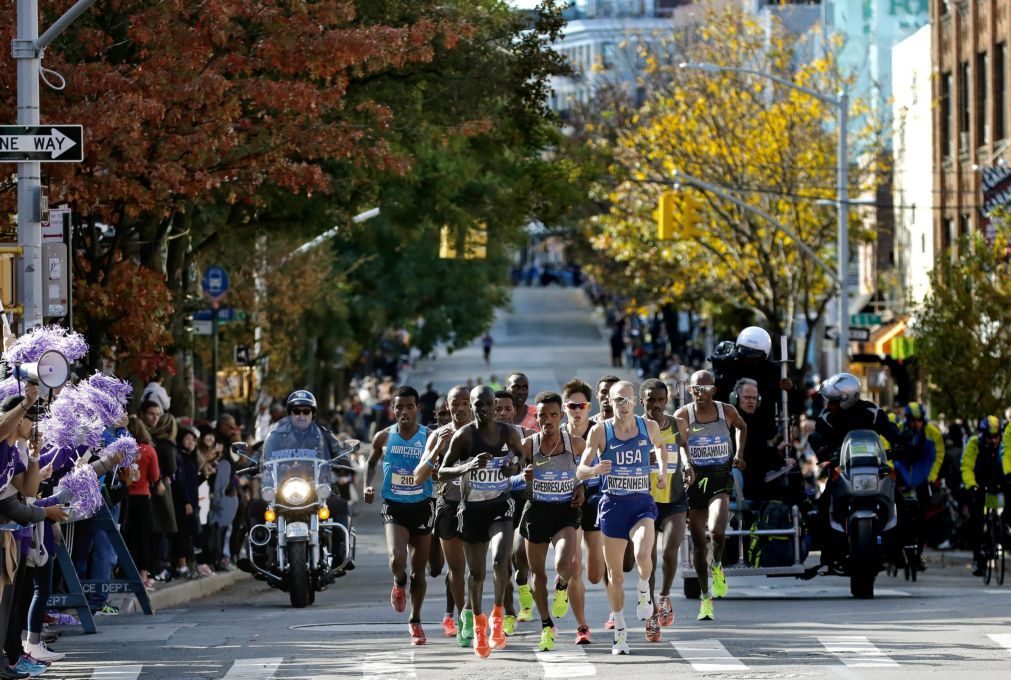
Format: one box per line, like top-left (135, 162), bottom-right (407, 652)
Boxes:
top-left (503, 614), bottom-right (517, 636)
top-left (94, 603), bottom-right (119, 616)
top-left (409, 622), bottom-right (426, 646)
top-left (635, 590), bottom-right (653, 620)
top-left (575, 625), bottom-right (592, 645)
top-left (490, 610), bottom-right (507, 649)
top-left (9, 657), bottom-right (41, 678)
top-left (711, 564), bottom-right (728, 598)
top-left (645, 615), bottom-right (661, 642)
top-left (517, 583), bottom-right (534, 621)
top-left (538, 626), bottom-right (556, 652)
top-left (611, 628), bottom-right (630, 655)
top-left (657, 595), bottom-right (674, 627)
top-left (442, 614), bottom-right (457, 638)
top-left (458, 610), bottom-right (474, 648)
top-left (697, 597), bottom-right (714, 621)
top-left (551, 580), bottom-right (570, 619)
top-left (24, 642), bottom-right (62, 663)
top-left (604, 612), bottom-right (615, 630)
top-left (473, 614), bottom-right (491, 658)
top-left (390, 584), bottom-right (407, 613)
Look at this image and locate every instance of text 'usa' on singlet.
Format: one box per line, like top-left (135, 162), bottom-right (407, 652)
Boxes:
top-left (601, 416), bottom-right (652, 496)
top-left (381, 424), bottom-right (431, 502)
top-left (530, 431), bottom-right (578, 503)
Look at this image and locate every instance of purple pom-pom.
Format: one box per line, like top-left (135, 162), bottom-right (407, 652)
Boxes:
top-left (39, 385), bottom-right (106, 450)
top-left (102, 435), bottom-right (139, 469)
top-left (84, 373), bottom-right (133, 406)
top-left (2, 325), bottom-right (88, 364)
top-left (54, 464), bottom-right (103, 519)
top-left (0, 377), bottom-right (22, 402)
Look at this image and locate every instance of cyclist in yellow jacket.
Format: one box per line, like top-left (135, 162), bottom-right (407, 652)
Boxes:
top-left (960, 416), bottom-right (1011, 576)
top-left (904, 403), bottom-right (946, 485)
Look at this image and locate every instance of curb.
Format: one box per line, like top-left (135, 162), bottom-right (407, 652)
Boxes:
top-left (923, 550), bottom-right (972, 568)
top-left (112, 570), bottom-right (251, 614)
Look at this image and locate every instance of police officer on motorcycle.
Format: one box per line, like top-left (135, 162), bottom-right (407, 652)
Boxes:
top-left (241, 390), bottom-right (356, 573)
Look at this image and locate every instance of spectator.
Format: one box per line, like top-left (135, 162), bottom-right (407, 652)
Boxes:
top-left (148, 411), bottom-right (179, 582)
top-left (172, 425), bottom-right (201, 579)
top-left (215, 413), bottom-right (240, 448)
top-left (481, 333), bottom-right (494, 366)
top-left (418, 383), bottom-right (439, 426)
top-left (205, 446), bottom-right (238, 572)
top-left (141, 370), bottom-right (171, 413)
top-left (125, 416), bottom-right (161, 590)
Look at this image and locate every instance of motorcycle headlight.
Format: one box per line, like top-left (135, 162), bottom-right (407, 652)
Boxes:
top-left (262, 487), bottom-right (276, 504)
top-left (315, 483), bottom-right (332, 500)
top-left (851, 473), bottom-right (878, 493)
top-left (281, 478), bottom-right (312, 504)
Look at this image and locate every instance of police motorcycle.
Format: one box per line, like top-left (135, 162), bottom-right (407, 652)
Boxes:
top-left (822, 430), bottom-right (898, 598)
top-left (235, 419), bottom-right (359, 608)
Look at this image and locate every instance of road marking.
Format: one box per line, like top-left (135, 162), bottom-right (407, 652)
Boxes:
top-left (989, 634), bottom-right (1011, 654)
top-left (671, 639), bottom-right (748, 671)
top-left (536, 647), bottom-right (596, 678)
top-left (818, 636), bottom-right (899, 667)
top-left (291, 623), bottom-right (407, 633)
top-left (89, 665), bottom-right (143, 680)
top-left (221, 657), bottom-right (284, 679)
top-left (362, 650), bottom-right (416, 680)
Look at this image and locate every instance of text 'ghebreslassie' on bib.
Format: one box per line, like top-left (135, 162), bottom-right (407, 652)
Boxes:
top-left (532, 469), bottom-right (576, 502)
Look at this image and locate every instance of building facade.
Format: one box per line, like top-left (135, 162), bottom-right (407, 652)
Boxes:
top-left (932, 0), bottom-right (1011, 264)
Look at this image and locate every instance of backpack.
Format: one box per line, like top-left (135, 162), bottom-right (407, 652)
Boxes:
top-left (747, 500), bottom-right (798, 567)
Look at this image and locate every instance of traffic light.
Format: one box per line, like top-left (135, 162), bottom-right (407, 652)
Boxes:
top-left (657, 191), bottom-right (704, 241)
top-left (657, 192), bottom-right (676, 240)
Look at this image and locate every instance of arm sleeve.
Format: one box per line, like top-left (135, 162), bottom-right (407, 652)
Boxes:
top-left (961, 437), bottom-right (978, 489)
top-left (1003, 426), bottom-right (1011, 476)
top-left (927, 425), bottom-right (945, 483)
top-left (0, 496), bottom-right (46, 524)
top-left (147, 448), bottom-right (161, 485)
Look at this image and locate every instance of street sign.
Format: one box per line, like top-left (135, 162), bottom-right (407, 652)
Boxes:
top-left (193, 320), bottom-right (212, 336)
top-left (0, 125), bottom-right (83, 162)
top-left (234, 345), bottom-right (251, 364)
top-left (850, 327), bottom-right (872, 342)
top-left (824, 327), bottom-right (838, 341)
top-left (193, 307), bottom-right (243, 322)
top-left (201, 265), bottom-right (230, 304)
top-left (43, 206), bottom-right (70, 241)
top-left (850, 313), bottom-right (882, 326)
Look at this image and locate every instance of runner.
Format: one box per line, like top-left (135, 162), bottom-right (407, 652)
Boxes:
top-left (413, 387), bottom-right (473, 645)
top-left (439, 386), bottom-right (525, 658)
top-left (672, 370), bottom-right (747, 621)
top-left (495, 390), bottom-right (532, 631)
top-left (641, 378), bottom-right (694, 640)
top-left (577, 380), bottom-right (668, 655)
top-left (519, 391), bottom-right (586, 652)
top-left (506, 371), bottom-right (539, 431)
top-left (363, 386), bottom-right (434, 645)
top-left (563, 378), bottom-right (600, 644)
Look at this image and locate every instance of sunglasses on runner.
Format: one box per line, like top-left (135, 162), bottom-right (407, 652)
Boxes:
top-left (564, 402), bottom-right (589, 410)
top-left (690, 385), bottom-right (716, 394)
top-left (612, 396), bottom-right (636, 406)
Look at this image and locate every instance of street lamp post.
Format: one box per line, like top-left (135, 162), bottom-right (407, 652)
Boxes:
top-left (679, 62), bottom-right (851, 373)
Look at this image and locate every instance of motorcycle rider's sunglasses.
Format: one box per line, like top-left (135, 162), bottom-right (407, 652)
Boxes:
top-left (290, 408), bottom-right (313, 416)
top-left (565, 402), bottom-right (589, 410)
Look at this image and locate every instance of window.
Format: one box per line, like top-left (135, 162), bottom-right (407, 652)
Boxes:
top-left (940, 71), bottom-right (953, 159)
top-left (959, 61), bottom-right (970, 152)
top-left (977, 52), bottom-right (989, 145)
top-left (997, 43), bottom-right (1007, 140)
top-left (943, 217), bottom-right (955, 262)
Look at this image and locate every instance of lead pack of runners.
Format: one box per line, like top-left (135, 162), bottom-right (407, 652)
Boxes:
top-left (363, 368), bottom-right (750, 658)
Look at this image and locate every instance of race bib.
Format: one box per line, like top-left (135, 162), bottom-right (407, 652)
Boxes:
top-left (651, 443), bottom-right (679, 475)
top-left (607, 462), bottom-right (650, 493)
top-left (470, 455), bottom-right (510, 492)
top-left (688, 435), bottom-right (731, 466)
top-left (532, 470), bottom-right (576, 502)
top-left (391, 469), bottom-right (424, 496)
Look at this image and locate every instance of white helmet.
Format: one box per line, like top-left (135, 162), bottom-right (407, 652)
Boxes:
top-left (735, 326), bottom-right (772, 358)
top-left (820, 373), bottom-right (861, 410)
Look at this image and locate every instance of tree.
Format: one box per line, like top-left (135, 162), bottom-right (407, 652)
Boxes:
top-left (912, 223), bottom-right (1011, 421)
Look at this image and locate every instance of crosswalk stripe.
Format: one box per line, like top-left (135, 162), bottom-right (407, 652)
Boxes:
top-left (362, 650), bottom-right (417, 680)
top-left (535, 647), bottom-right (596, 678)
top-left (221, 657), bottom-right (284, 679)
top-left (671, 639), bottom-right (748, 671)
top-left (989, 634), bottom-right (1011, 654)
top-left (818, 636), bottom-right (899, 667)
top-left (89, 665), bottom-right (143, 680)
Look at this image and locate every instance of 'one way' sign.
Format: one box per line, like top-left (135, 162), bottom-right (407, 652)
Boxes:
top-left (0, 125), bottom-right (83, 162)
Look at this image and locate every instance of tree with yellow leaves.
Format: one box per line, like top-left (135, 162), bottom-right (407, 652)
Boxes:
top-left (581, 2), bottom-right (882, 365)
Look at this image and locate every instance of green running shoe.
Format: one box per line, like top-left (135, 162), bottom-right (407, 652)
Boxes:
top-left (517, 583), bottom-right (534, 621)
top-left (711, 564), bottom-right (728, 599)
top-left (551, 584), bottom-right (570, 619)
top-left (537, 625), bottom-right (556, 652)
top-left (697, 597), bottom-right (715, 621)
top-left (458, 609), bottom-right (475, 648)
top-left (503, 614), bottom-right (517, 636)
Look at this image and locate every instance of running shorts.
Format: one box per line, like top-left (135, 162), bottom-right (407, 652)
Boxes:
top-left (687, 471), bottom-right (733, 510)
top-left (597, 493), bottom-right (658, 540)
top-left (580, 489), bottom-right (603, 532)
top-left (459, 497), bottom-right (515, 545)
top-left (381, 499), bottom-right (435, 536)
top-left (434, 497), bottom-right (461, 541)
top-left (519, 500), bottom-right (581, 544)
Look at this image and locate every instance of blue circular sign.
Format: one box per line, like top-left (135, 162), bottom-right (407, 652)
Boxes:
top-left (202, 265), bottom-right (230, 301)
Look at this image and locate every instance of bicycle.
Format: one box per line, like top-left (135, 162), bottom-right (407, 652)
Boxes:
top-left (981, 491), bottom-right (1006, 586)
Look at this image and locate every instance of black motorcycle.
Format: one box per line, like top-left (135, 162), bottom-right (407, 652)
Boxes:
top-left (234, 437), bottom-right (358, 608)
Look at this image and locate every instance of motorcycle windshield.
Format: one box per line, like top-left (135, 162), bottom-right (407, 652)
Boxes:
top-left (840, 430), bottom-right (887, 472)
top-left (262, 419), bottom-right (329, 462)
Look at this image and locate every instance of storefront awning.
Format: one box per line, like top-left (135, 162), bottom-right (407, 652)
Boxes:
top-left (870, 317), bottom-right (914, 359)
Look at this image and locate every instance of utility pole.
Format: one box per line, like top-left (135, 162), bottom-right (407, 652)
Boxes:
top-left (12, 0), bottom-right (97, 331)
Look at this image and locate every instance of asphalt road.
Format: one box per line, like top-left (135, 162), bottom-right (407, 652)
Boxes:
top-left (49, 287), bottom-right (1011, 679)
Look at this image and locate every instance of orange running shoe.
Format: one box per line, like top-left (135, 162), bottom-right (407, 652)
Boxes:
top-left (575, 625), bottom-right (592, 645)
top-left (645, 615), bottom-right (661, 642)
top-left (409, 622), bottom-right (427, 646)
top-left (657, 595), bottom-right (675, 627)
top-left (442, 613), bottom-right (458, 637)
top-left (490, 606), bottom-right (507, 649)
top-left (473, 614), bottom-right (492, 658)
top-left (391, 584), bottom-right (407, 613)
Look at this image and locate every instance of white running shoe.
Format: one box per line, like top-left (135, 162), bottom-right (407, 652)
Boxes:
top-left (612, 628), bottom-right (630, 655)
top-left (636, 591), bottom-right (653, 620)
top-left (25, 640), bottom-right (64, 662)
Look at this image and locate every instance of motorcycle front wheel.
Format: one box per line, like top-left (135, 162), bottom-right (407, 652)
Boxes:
top-left (849, 517), bottom-right (877, 599)
top-left (288, 543), bottom-right (311, 608)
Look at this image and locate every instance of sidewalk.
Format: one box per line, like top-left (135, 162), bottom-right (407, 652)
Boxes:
top-left (109, 569), bottom-right (251, 614)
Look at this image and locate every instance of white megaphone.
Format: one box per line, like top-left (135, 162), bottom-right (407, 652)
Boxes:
top-left (13, 350), bottom-right (70, 396)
